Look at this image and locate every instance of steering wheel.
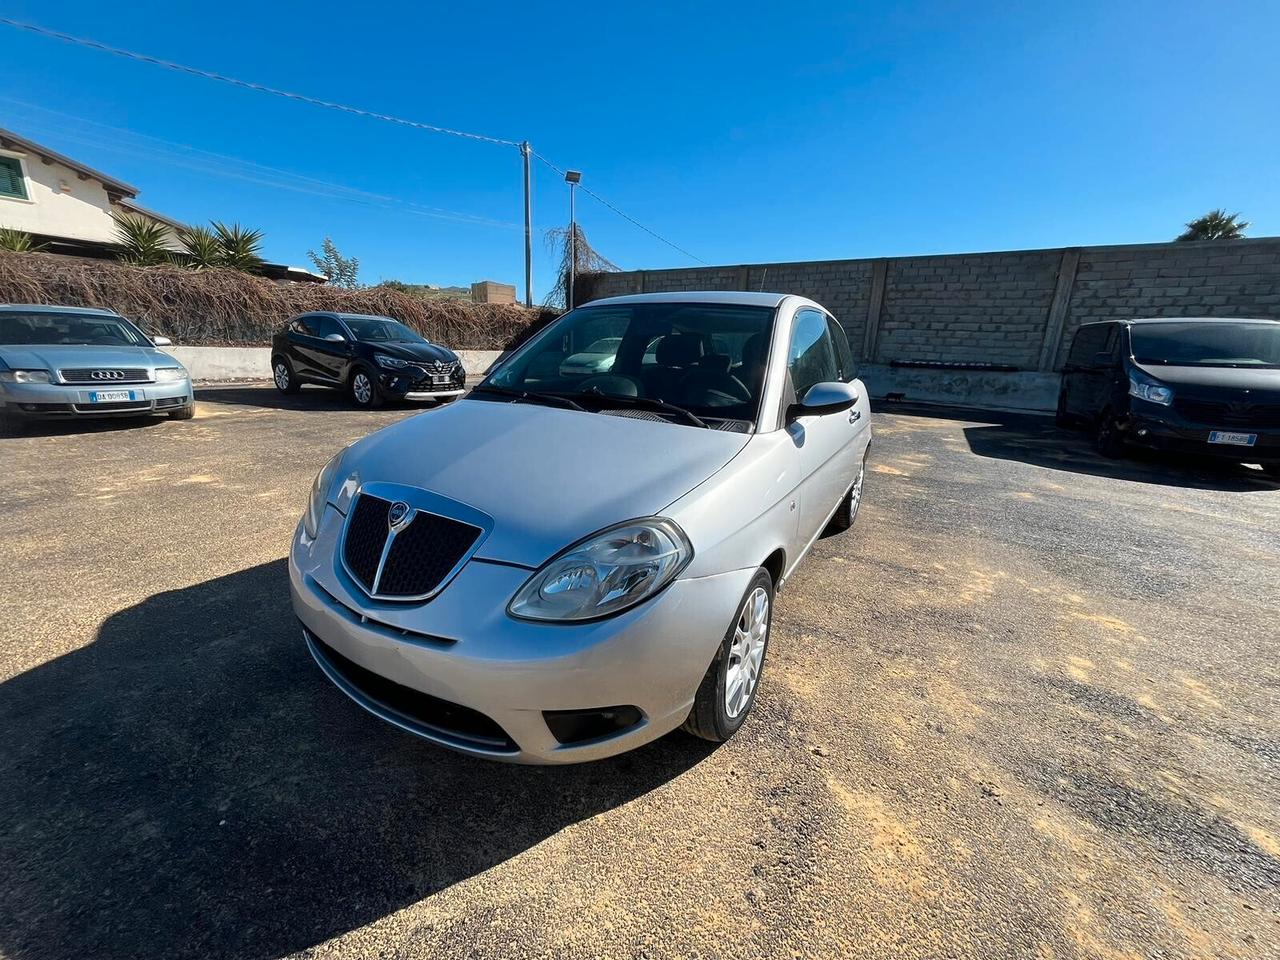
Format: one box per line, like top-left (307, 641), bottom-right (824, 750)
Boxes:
top-left (577, 374), bottom-right (643, 397)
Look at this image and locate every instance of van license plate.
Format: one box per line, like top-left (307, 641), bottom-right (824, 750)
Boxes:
top-left (89, 390), bottom-right (135, 403)
top-left (1208, 431), bottom-right (1256, 446)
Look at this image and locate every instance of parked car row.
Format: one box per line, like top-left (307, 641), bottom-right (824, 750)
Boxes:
top-left (0, 305), bottom-right (468, 428)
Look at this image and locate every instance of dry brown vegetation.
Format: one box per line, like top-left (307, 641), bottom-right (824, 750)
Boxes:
top-left (0, 251), bottom-right (551, 349)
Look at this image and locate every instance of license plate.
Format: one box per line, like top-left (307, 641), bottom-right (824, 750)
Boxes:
top-left (431, 375), bottom-right (450, 386)
top-left (1208, 430), bottom-right (1257, 447)
top-left (89, 390), bottom-right (135, 403)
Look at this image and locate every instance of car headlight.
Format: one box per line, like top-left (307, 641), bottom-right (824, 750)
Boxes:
top-left (508, 518), bottom-right (693, 622)
top-left (154, 367), bottom-right (189, 383)
top-left (374, 354), bottom-right (411, 370)
top-left (0, 369), bottom-right (52, 383)
top-left (303, 450), bottom-right (347, 539)
top-left (1128, 371), bottom-right (1173, 406)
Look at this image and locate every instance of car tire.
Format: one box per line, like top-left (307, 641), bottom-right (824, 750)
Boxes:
top-left (0, 414), bottom-right (25, 436)
top-left (682, 567), bottom-right (774, 743)
top-left (826, 450), bottom-right (867, 534)
top-left (168, 403), bottom-right (196, 420)
top-left (1095, 410), bottom-right (1125, 458)
top-left (349, 367), bottom-right (382, 409)
top-left (272, 356), bottom-right (301, 395)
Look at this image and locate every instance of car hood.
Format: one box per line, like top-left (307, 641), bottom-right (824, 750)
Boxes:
top-left (0, 343), bottom-right (176, 371)
top-left (343, 398), bottom-right (750, 567)
top-left (1133, 361), bottom-right (1280, 397)
top-left (363, 341), bottom-right (458, 364)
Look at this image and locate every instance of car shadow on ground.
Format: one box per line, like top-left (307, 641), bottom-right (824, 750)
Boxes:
top-left (0, 559), bottom-right (714, 960)
top-left (0, 414), bottom-right (169, 439)
top-left (194, 383), bottom-right (460, 414)
top-left (875, 401), bottom-right (1278, 492)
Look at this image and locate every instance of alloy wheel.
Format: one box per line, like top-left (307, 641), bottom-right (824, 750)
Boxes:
top-left (725, 586), bottom-right (769, 718)
top-left (353, 373), bottom-right (373, 405)
top-left (848, 459), bottom-right (865, 521)
top-left (273, 363), bottom-right (289, 391)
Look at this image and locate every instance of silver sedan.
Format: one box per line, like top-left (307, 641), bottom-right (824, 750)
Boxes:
top-left (290, 292), bottom-right (872, 762)
top-left (0, 304), bottom-right (194, 425)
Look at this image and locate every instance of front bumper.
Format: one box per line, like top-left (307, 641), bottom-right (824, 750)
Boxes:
top-left (377, 367), bottom-right (466, 402)
top-left (289, 512), bottom-right (754, 763)
top-left (1124, 411), bottom-right (1280, 464)
top-left (0, 379), bottom-right (194, 418)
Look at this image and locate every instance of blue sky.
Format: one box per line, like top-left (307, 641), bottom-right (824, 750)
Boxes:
top-left (1, 1), bottom-right (1277, 300)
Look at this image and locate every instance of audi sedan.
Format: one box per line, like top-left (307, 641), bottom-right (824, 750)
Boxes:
top-left (290, 292), bottom-right (872, 763)
top-left (0, 304), bottom-right (194, 427)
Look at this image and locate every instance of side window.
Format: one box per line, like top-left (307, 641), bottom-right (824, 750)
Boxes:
top-left (0, 155), bottom-right (28, 200)
top-left (293, 315), bottom-right (317, 336)
top-left (1068, 326), bottom-right (1103, 366)
top-left (310, 315), bottom-right (346, 339)
top-left (827, 317), bottom-right (856, 382)
top-left (788, 309), bottom-right (839, 399)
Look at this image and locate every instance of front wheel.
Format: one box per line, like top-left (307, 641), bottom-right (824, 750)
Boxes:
top-left (682, 567), bottom-right (774, 743)
top-left (1095, 411), bottom-right (1125, 458)
top-left (349, 368), bottom-right (382, 409)
top-left (168, 402), bottom-right (196, 420)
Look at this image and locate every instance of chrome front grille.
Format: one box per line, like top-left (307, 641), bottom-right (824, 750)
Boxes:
top-left (60, 367), bottom-right (151, 384)
top-left (340, 492), bottom-right (483, 600)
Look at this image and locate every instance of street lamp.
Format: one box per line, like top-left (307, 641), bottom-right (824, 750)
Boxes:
top-left (565, 170), bottom-right (582, 309)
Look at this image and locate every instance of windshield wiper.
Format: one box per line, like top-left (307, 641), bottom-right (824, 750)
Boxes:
top-left (577, 387), bottom-right (708, 428)
top-left (470, 384), bottom-right (585, 411)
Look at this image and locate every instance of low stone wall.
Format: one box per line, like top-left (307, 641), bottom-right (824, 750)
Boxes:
top-left (169, 346), bottom-right (502, 382)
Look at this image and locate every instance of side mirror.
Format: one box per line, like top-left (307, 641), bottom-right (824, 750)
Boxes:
top-left (787, 381), bottom-right (858, 422)
top-left (151, 335), bottom-right (172, 347)
top-left (324, 333), bottom-right (346, 343)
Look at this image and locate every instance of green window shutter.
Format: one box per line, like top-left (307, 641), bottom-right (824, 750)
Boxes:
top-left (0, 157), bottom-right (29, 199)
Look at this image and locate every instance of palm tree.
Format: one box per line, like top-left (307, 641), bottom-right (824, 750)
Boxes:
top-left (112, 213), bottom-right (173, 266)
top-left (212, 222), bottom-right (264, 272)
top-left (178, 225), bottom-right (223, 269)
top-left (1176, 209), bottom-right (1250, 242)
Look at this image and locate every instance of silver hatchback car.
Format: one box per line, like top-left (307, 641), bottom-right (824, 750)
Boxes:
top-left (0, 304), bottom-right (194, 426)
top-left (290, 292), bottom-right (872, 762)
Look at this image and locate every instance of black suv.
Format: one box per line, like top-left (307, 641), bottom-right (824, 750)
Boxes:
top-left (271, 312), bottom-right (465, 408)
top-left (1057, 317), bottom-right (1280, 475)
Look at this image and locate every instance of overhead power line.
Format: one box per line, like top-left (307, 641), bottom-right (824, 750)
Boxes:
top-left (0, 17), bottom-right (708, 269)
top-left (533, 151), bottom-right (709, 266)
top-left (0, 17), bottom-right (520, 147)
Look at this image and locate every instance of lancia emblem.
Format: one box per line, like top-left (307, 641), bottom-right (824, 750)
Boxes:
top-left (387, 501), bottom-right (412, 530)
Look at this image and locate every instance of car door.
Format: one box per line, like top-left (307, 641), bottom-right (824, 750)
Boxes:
top-left (1064, 324), bottom-right (1111, 420)
top-left (827, 313), bottom-right (872, 475)
top-left (297, 314), bottom-right (350, 384)
top-left (787, 308), bottom-right (858, 545)
top-left (284, 315), bottom-right (321, 379)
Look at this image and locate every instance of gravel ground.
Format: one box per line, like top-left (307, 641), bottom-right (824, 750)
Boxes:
top-left (1, 385), bottom-right (1277, 960)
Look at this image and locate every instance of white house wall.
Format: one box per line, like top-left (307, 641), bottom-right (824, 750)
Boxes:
top-left (0, 147), bottom-right (121, 243)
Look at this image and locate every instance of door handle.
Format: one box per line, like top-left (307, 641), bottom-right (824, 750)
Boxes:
top-left (848, 407), bottom-right (861, 423)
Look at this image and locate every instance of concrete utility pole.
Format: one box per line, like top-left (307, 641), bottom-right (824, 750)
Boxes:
top-left (565, 169), bottom-right (582, 310)
top-left (521, 141), bottom-right (533, 308)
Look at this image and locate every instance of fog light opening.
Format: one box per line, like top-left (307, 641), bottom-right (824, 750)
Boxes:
top-left (543, 705), bottom-right (644, 745)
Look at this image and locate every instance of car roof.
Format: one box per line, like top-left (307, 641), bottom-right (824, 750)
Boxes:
top-left (585, 291), bottom-right (793, 308)
top-left (1078, 316), bottom-right (1280, 327)
top-left (0, 303), bottom-right (123, 317)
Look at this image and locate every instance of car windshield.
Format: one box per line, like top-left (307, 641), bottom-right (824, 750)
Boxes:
top-left (481, 301), bottom-right (777, 424)
top-left (0, 311), bottom-right (150, 346)
top-left (1130, 321), bottom-right (1280, 368)
top-left (343, 317), bottom-right (426, 343)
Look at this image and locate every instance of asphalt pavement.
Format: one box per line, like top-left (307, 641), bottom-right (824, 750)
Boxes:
top-left (1, 385), bottom-right (1277, 959)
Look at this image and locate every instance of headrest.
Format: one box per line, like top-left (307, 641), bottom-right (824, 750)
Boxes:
top-left (695, 353), bottom-right (732, 373)
top-left (655, 333), bottom-right (704, 367)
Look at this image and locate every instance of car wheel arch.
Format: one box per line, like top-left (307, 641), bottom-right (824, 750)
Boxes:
top-left (761, 548), bottom-right (785, 591)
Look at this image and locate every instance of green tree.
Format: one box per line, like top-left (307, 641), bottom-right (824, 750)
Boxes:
top-left (112, 213), bottom-right (173, 266)
top-left (308, 237), bottom-right (360, 288)
top-left (1176, 209), bottom-right (1250, 241)
top-left (212, 222), bottom-right (265, 272)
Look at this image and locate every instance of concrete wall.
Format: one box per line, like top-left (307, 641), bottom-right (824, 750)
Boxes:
top-left (578, 237), bottom-right (1280, 410)
top-left (0, 147), bottom-right (120, 243)
top-left (169, 346), bottom-right (502, 382)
